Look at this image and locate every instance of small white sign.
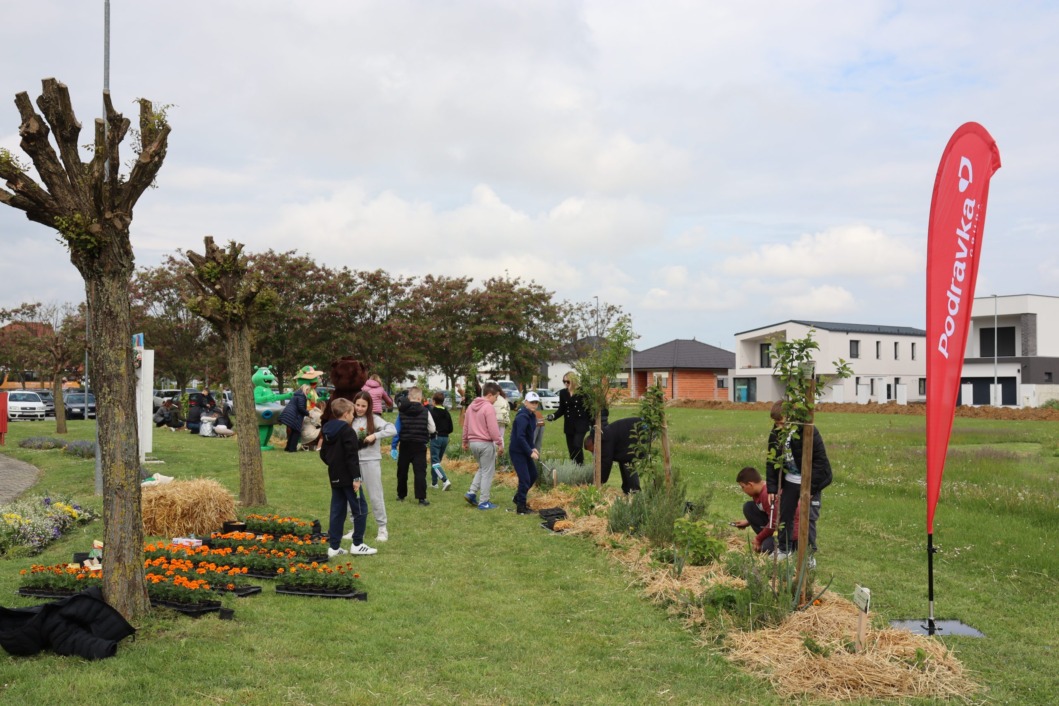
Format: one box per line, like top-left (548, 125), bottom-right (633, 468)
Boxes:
top-left (854, 585), bottom-right (871, 613)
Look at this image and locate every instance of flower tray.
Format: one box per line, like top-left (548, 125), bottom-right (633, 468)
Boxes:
top-left (216, 584), bottom-right (262, 597)
top-left (150, 598), bottom-right (223, 617)
top-left (275, 584), bottom-right (367, 600)
top-left (17, 587), bottom-right (77, 599)
top-left (242, 569), bottom-right (281, 580)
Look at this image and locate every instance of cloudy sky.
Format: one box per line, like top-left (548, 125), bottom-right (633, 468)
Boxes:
top-left (1, 1), bottom-right (1056, 350)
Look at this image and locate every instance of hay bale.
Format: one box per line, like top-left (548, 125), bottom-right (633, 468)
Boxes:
top-left (142, 478), bottom-right (238, 537)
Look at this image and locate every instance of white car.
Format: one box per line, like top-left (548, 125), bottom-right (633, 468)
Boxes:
top-left (535, 388), bottom-right (560, 410)
top-left (6, 391), bottom-right (47, 421)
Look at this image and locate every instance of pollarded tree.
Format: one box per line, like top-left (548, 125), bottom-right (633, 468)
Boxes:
top-left (185, 237), bottom-right (276, 507)
top-left (0, 79), bottom-right (170, 620)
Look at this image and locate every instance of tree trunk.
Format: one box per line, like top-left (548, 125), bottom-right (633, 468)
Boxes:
top-left (226, 326), bottom-right (266, 506)
top-left (88, 266), bottom-right (149, 620)
top-left (51, 375), bottom-right (67, 434)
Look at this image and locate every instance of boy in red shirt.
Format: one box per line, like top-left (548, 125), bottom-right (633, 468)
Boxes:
top-left (732, 466), bottom-right (783, 554)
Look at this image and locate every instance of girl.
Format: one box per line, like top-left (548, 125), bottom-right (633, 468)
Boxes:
top-left (348, 390), bottom-right (396, 543)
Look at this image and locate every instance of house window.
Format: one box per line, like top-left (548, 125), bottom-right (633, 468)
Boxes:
top-left (894, 377), bottom-right (901, 386)
top-left (850, 340), bottom-right (860, 359)
top-left (912, 342), bottom-right (917, 360)
top-left (870, 378), bottom-right (875, 395)
top-left (1046, 372), bottom-right (1053, 383)
top-left (894, 342), bottom-right (900, 360)
top-left (717, 376), bottom-right (728, 389)
top-left (981, 326), bottom-right (1016, 357)
top-left (759, 343), bottom-right (771, 368)
top-left (875, 341), bottom-right (881, 359)
top-left (919, 378), bottom-right (927, 395)
top-left (653, 373), bottom-right (668, 389)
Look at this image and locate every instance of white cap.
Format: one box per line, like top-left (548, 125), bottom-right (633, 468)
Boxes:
top-left (524, 391), bottom-right (540, 403)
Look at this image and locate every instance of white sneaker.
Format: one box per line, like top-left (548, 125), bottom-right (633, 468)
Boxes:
top-left (350, 543), bottom-right (378, 555)
top-left (376, 528), bottom-right (388, 542)
top-left (442, 480), bottom-right (452, 491)
top-left (327, 547), bottom-right (348, 558)
top-left (431, 483), bottom-right (439, 490)
top-left (342, 530), bottom-right (354, 540)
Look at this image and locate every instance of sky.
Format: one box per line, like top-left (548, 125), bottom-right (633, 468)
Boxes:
top-left (1, 1), bottom-right (1057, 352)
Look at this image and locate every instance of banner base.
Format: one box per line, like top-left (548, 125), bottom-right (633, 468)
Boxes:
top-left (889, 619), bottom-right (985, 637)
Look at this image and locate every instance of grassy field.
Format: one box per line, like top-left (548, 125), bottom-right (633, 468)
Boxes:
top-left (1, 407), bottom-right (1056, 705)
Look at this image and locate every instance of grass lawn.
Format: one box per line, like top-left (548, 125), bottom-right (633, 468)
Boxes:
top-left (1, 407), bottom-right (1057, 705)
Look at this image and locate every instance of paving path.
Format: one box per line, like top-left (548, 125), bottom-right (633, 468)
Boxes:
top-left (0, 451), bottom-right (41, 505)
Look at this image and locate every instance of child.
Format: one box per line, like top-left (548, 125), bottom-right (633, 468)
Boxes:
top-left (279, 383), bottom-right (311, 452)
top-left (394, 387), bottom-right (435, 506)
top-left (428, 391), bottom-right (453, 490)
top-left (462, 381), bottom-right (504, 510)
top-left (508, 391), bottom-right (541, 514)
top-left (732, 466), bottom-right (778, 554)
top-left (319, 398), bottom-right (371, 557)
top-left (348, 390), bottom-right (395, 544)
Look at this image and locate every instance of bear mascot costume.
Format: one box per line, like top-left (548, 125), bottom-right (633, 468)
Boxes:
top-left (322, 357), bottom-right (370, 423)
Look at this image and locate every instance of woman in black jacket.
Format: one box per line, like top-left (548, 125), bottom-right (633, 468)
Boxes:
top-left (547, 372), bottom-right (593, 464)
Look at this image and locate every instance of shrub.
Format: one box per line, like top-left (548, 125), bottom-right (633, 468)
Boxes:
top-left (607, 470), bottom-right (711, 547)
top-left (537, 458), bottom-right (593, 489)
top-left (1041, 398), bottom-right (1059, 411)
top-left (18, 437), bottom-right (68, 451)
top-left (62, 440), bottom-right (97, 458)
top-left (671, 517), bottom-right (727, 566)
top-left (572, 485), bottom-right (606, 517)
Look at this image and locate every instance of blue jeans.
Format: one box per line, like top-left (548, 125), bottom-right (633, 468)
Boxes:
top-left (510, 450), bottom-right (537, 506)
top-left (328, 484), bottom-right (366, 549)
top-left (429, 436), bottom-right (450, 483)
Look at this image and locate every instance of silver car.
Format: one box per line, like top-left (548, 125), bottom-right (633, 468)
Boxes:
top-left (6, 391), bottom-right (47, 421)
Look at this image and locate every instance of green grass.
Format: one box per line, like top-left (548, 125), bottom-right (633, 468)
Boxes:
top-left (1, 409), bottom-right (1057, 704)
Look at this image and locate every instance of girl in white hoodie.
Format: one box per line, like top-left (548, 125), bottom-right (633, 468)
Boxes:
top-left (349, 391), bottom-right (396, 543)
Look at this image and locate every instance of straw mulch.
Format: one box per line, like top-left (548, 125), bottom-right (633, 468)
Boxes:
top-left (726, 595), bottom-right (978, 701)
top-left (142, 478), bottom-right (238, 537)
top-left (518, 485), bottom-right (979, 702)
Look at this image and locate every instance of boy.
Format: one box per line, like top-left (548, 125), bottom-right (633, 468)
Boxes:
top-left (428, 391), bottom-right (454, 490)
top-left (395, 387), bottom-right (435, 506)
top-left (462, 381), bottom-right (504, 510)
top-left (732, 466), bottom-right (778, 554)
top-left (319, 398), bottom-right (374, 557)
top-left (508, 391), bottom-right (541, 514)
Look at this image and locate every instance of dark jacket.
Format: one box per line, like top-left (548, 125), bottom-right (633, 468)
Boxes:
top-left (0, 586), bottom-right (135, 660)
top-left (766, 424), bottom-right (831, 494)
top-left (397, 401), bottom-right (429, 445)
top-left (319, 419), bottom-right (361, 487)
top-left (428, 405), bottom-right (454, 437)
top-left (279, 389), bottom-right (309, 431)
top-left (552, 389), bottom-right (592, 436)
top-left (509, 405), bottom-right (538, 457)
top-left (596, 417), bottom-right (642, 468)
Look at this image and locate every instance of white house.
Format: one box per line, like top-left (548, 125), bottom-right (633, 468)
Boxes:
top-left (730, 320), bottom-right (927, 405)
top-left (959, 294), bottom-right (1059, 407)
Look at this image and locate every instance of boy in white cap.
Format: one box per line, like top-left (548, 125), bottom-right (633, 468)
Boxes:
top-left (508, 391), bottom-right (541, 514)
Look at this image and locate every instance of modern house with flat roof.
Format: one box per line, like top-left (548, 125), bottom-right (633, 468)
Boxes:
top-left (730, 320), bottom-right (927, 404)
top-left (959, 294), bottom-right (1059, 407)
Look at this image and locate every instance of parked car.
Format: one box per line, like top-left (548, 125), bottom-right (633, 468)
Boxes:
top-left (63, 392), bottom-right (97, 419)
top-left (6, 391), bottom-right (46, 421)
top-left (492, 380), bottom-right (522, 409)
top-left (440, 390), bottom-right (463, 409)
top-left (535, 388), bottom-right (560, 410)
top-left (152, 388), bottom-right (182, 411)
top-left (34, 389), bottom-right (57, 416)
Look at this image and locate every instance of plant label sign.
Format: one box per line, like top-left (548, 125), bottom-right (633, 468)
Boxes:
top-left (854, 585), bottom-right (871, 613)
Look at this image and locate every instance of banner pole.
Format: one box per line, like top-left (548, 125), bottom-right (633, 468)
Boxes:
top-left (927, 532), bottom-right (936, 635)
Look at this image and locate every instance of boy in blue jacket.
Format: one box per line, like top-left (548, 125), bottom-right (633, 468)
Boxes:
top-left (509, 392), bottom-right (541, 514)
top-left (319, 398), bottom-right (374, 557)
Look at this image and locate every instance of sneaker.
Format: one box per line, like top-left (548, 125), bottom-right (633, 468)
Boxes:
top-left (431, 483), bottom-right (439, 490)
top-left (442, 480), bottom-right (452, 491)
top-left (465, 492), bottom-right (477, 506)
top-left (342, 530), bottom-right (354, 540)
top-left (350, 543), bottom-right (378, 555)
top-left (772, 550), bottom-right (789, 560)
top-left (376, 528), bottom-right (388, 542)
top-left (477, 501), bottom-right (498, 510)
top-left (396, 496), bottom-right (406, 502)
top-left (327, 547), bottom-right (348, 558)
top-left (516, 504), bottom-right (537, 515)
top-left (807, 556), bottom-right (817, 570)
top-left (418, 499), bottom-right (430, 506)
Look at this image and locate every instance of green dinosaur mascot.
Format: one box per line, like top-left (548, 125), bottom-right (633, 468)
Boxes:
top-left (253, 366), bottom-right (292, 450)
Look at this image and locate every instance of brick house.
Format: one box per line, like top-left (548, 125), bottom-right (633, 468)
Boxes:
top-left (625, 339), bottom-right (735, 400)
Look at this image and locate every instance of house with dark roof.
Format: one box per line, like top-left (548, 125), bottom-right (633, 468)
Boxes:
top-left (731, 320), bottom-right (926, 404)
top-left (625, 339), bottom-right (735, 400)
